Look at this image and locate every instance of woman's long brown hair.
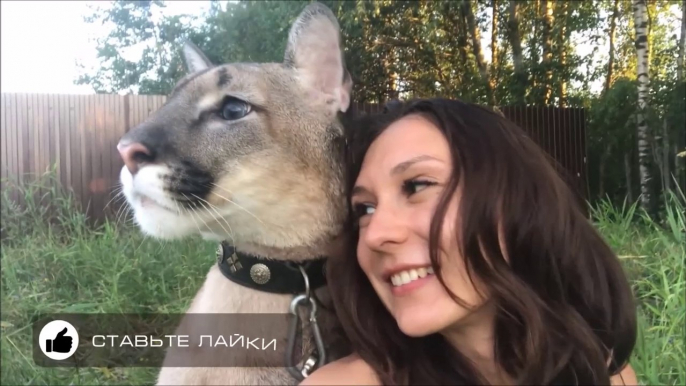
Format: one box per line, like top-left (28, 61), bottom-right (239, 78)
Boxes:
top-left (330, 98), bottom-right (637, 384)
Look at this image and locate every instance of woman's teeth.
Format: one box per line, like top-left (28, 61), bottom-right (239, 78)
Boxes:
top-left (390, 266), bottom-right (434, 286)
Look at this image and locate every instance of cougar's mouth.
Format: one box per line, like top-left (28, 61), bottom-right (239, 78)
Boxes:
top-left (136, 193), bottom-right (177, 212)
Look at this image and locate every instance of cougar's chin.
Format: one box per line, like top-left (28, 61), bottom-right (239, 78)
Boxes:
top-left (119, 165), bottom-right (203, 240)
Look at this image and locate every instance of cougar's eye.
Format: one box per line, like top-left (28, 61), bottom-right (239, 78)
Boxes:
top-left (221, 97), bottom-right (252, 120)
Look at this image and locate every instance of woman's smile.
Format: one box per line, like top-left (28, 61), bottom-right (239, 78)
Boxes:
top-left (390, 270), bottom-right (436, 296)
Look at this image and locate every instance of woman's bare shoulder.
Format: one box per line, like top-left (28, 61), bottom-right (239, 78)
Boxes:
top-left (299, 354), bottom-right (381, 385)
top-left (611, 364), bottom-right (639, 385)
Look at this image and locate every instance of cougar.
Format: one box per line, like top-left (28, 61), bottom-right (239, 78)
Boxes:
top-left (117, 3), bottom-right (352, 385)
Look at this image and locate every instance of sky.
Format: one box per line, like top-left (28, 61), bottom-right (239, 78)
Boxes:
top-left (0, 1), bottom-right (211, 94)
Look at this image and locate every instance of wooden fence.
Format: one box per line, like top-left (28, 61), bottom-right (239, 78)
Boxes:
top-left (0, 93), bottom-right (587, 223)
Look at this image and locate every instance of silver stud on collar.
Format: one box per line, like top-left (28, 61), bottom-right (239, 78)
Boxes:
top-left (250, 263), bottom-right (271, 285)
top-left (216, 244), bottom-right (224, 264)
top-left (228, 252), bottom-right (243, 273)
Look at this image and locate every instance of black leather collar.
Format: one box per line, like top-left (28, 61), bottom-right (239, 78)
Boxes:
top-left (216, 242), bottom-right (327, 295)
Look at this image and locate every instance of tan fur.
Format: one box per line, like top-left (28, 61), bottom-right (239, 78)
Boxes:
top-left (116, 3), bottom-right (352, 385)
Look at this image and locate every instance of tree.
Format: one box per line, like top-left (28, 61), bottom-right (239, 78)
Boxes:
top-left (541, 0), bottom-right (555, 104)
top-left (462, 0), bottom-right (495, 105)
top-left (604, 0), bottom-right (620, 94)
top-left (632, 0), bottom-right (654, 215)
top-left (75, 1), bottom-right (207, 94)
top-left (507, 0), bottom-right (526, 104)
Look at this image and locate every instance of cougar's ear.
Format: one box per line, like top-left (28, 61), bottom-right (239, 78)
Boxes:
top-left (182, 41), bottom-right (213, 74)
top-left (284, 2), bottom-right (351, 113)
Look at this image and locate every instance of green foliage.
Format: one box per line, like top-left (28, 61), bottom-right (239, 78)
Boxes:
top-left (76, 1), bottom-right (208, 94)
top-left (586, 78), bottom-right (638, 200)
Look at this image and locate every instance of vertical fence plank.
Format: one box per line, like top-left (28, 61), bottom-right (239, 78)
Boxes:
top-left (58, 95), bottom-right (68, 191)
top-left (12, 94), bottom-right (20, 195)
top-left (1, 94), bottom-right (7, 183)
top-left (88, 94), bottom-right (98, 220)
top-left (138, 94), bottom-right (145, 125)
top-left (109, 94), bottom-right (121, 217)
top-left (40, 93), bottom-right (49, 177)
top-left (51, 94), bottom-right (60, 185)
top-left (46, 94), bottom-right (53, 176)
top-left (4, 94), bottom-right (15, 199)
top-left (101, 95), bottom-right (113, 219)
top-left (67, 94), bottom-right (77, 196)
top-left (563, 108), bottom-right (569, 179)
top-left (26, 94), bottom-right (35, 184)
top-left (530, 106), bottom-right (537, 144)
top-left (44, 93), bottom-right (52, 189)
top-left (36, 94), bottom-right (43, 181)
top-left (95, 94), bottom-right (105, 222)
top-left (19, 94), bottom-right (29, 189)
top-left (576, 107), bottom-right (582, 195)
top-left (3, 95), bottom-right (13, 188)
top-left (572, 107), bottom-right (579, 193)
top-left (4, 94), bottom-right (11, 187)
top-left (79, 95), bottom-right (89, 216)
top-left (580, 108), bottom-right (588, 199)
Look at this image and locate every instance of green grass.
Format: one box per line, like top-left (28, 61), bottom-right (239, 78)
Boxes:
top-left (2, 174), bottom-right (684, 385)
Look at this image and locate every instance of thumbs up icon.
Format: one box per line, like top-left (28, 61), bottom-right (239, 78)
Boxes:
top-left (39, 320), bottom-right (79, 360)
top-left (45, 327), bottom-right (73, 353)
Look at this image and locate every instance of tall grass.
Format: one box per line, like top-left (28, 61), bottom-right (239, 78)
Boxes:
top-left (1, 173), bottom-right (216, 385)
top-left (1, 174), bottom-right (684, 385)
top-left (591, 189), bottom-right (685, 385)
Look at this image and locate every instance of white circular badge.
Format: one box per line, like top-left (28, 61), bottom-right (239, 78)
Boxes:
top-left (38, 320), bottom-right (79, 360)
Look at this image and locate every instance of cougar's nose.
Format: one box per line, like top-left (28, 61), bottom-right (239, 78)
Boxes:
top-left (117, 141), bottom-right (154, 175)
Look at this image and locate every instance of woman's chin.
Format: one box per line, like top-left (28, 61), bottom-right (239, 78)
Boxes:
top-left (393, 302), bottom-right (470, 338)
top-left (395, 314), bottom-right (444, 337)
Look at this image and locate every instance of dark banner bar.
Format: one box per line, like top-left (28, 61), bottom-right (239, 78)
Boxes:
top-left (32, 313), bottom-right (300, 368)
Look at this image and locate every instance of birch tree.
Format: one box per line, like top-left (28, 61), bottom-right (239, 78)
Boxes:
top-left (633, 0), bottom-right (654, 214)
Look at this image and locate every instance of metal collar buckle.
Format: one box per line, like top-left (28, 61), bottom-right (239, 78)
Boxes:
top-left (285, 267), bottom-right (326, 381)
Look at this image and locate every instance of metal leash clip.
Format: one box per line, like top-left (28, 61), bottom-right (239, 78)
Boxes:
top-left (284, 266), bottom-right (327, 382)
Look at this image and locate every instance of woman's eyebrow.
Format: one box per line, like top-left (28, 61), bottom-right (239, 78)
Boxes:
top-left (351, 185), bottom-right (371, 199)
top-left (390, 155), bottom-right (443, 176)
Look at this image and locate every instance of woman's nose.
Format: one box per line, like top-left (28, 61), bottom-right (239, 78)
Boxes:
top-left (363, 205), bottom-right (408, 251)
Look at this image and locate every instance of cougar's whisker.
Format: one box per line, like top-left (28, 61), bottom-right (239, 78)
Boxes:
top-left (205, 183), bottom-right (265, 225)
top-left (175, 200), bottom-right (203, 236)
top-left (190, 194), bottom-right (236, 245)
top-left (181, 193), bottom-right (213, 234)
top-left (103, 187), bottom-right (124, 212)
top-left (115, 200), bottom-right (132, 227)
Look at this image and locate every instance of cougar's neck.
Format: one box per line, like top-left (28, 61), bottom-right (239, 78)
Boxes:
top-left (235, 231), bottom-right (346, 262)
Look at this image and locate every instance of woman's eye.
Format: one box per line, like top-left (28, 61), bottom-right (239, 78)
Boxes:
top-left (402, 179), bottom-right (436, 195)
top-left (221, 98), bottom-right (252, 120)
top-left (353, 203), bottom-right (375, 219)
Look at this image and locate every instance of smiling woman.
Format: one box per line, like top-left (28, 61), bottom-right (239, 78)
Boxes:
top-left (305, 98), bottom-right (639, 385)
